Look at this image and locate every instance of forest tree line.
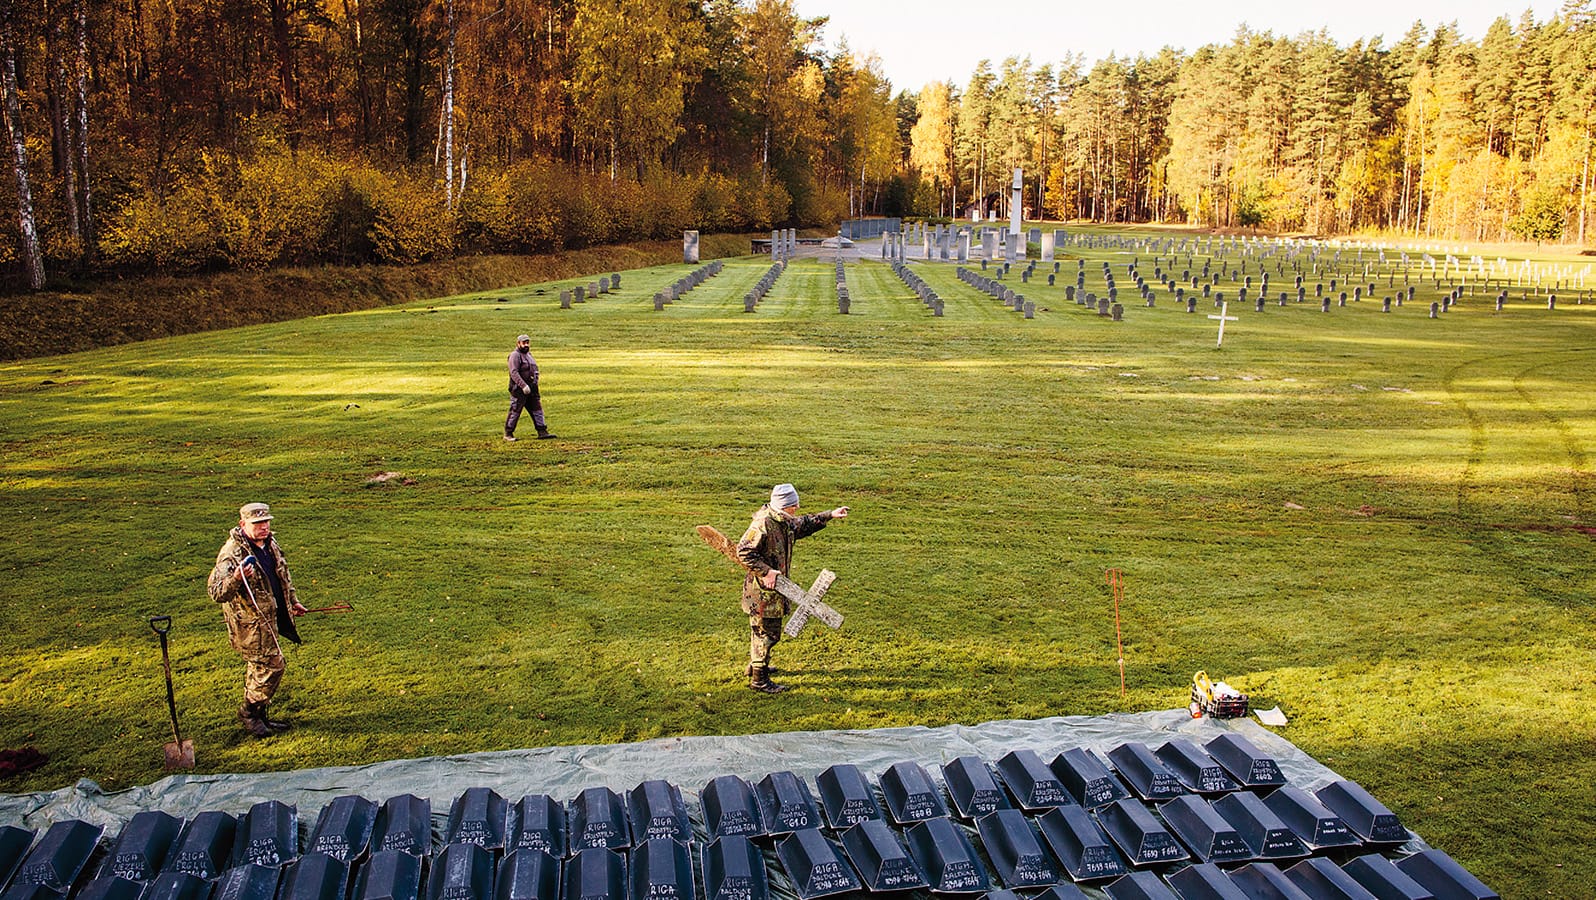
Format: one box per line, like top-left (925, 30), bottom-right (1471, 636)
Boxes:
top-left (1, 0), bottom-right (1593, 290)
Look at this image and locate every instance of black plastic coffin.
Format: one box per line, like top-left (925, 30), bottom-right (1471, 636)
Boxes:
top-left (449, 789), bottom-right (509, 851)
top-left (985, 891), bottom-right (1021, 900)
top-left (1050, 750), bottom-right (1130, 810)
top-left (1034, 886), bottom-right (1091, 900)
top-left (508, 796), bottom-right (567, 857)
top-left (941, 758), bottom-right (1011, 821)
top-left (1158, 796), bottom-right (1252, 864)
top-left (213, 864), bottom-right (283, 900)
top-left (837, 820), bottom-right (927, 892)
top-left (973, 809), bottom-right (1058, 889)
top-left (814, 765), bottom-right (883, 830)
top-left (1165, 862), bottom-right (1251, 900)
top-left (234, 801), bottom-right (298, 868)
top-left (903, 817), bottom-right (987, 894)
top-left (309, 796), bottom-right (379, 863)
top-left (0, 825), bottom-right (33, 888)
top-left (374, 796), bottom-right (433, 857)
top-left (1212, 792), bottom-right (1308, 861)
top-left (879, 762), bottom-right (949, 825)
top-left (165, 812), bottom-right (237, 880)
top-left (1106, 744), bottom-right (1185, 802)
top-left (1263, 787), bottom-right (1361, 852)
top-left (1232, 865), bottom-right (1318, 900)
top-left (497, 849), bottom-right (560, 900)
top-left (701, 835), bottom-right (767, 900)
top-left (773, 829), bottom-right (860, 900)
top-left (1101, 870), bottom-right (1180, 900)
top-left (700, 777), bottom-right (766, 840)
top-left (1096, 799), bottom-right (1188, 867)
top-left (994, 750), bottom-right (1073, 811)
top-left (12, 820), bottom-right (102, 891)
top-left (1228, 863), bottom-right (1315, 899)
top-left (430, 843), bottom-right (495, 900)
top-left (1036, 805), bottom-right (1127, 883)
top-left (280, 852), bottom-right (350, 900)
top-left (74, 876), bottom-right (143, 900)
top-left (1395, 850), bottom-right (1498, 900)
top-left (1313, 783), bottom-right (1408, 846)
top-left (1204, 735), bottom-right (1286, 790)
top-left (353, 851), bottom-right (423, 900)
top-left (625, 782), bottom-right (690, 845)
top-left (0, 884), bottom-right (60, 900)
top-left (1154, 742), bottom-right (1240, 796)
top-left (755, 773), bottom-right (820, 835)
top-left (1282, 858), bottom-right (1380, 900)
top-left (562, 848), bottom-right (625, 900)
top-left (142, 870), bottom-right (209, 900)
top-left (102, 810), bottom-right (183, 881)
top-left (628, 839), bottom-right (692, 900)
top-left (1341, 854), bottom-right (1434, 900)
top-left (568, 789), bottom-right (629, 853)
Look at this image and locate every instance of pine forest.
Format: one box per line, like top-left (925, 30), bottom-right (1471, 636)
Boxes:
top-left (3, 0), bottom-right (1596, 289)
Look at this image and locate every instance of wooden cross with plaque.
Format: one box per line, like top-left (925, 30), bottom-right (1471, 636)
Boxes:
top-left (696, 525), bottom-right (844, 637)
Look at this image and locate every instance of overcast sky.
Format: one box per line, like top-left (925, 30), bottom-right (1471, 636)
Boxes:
top-left (793, 0), bottom-right (1562, 93)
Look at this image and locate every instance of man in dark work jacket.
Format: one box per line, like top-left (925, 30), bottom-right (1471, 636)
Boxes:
top-left (506, 334), bottom-right (559, 441)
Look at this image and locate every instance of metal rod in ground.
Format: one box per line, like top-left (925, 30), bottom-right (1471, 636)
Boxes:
top-left (1105, 569), bottom-right (1127, 697)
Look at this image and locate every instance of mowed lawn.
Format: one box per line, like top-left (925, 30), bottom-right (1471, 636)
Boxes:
top-left (2, 228), bottom-right (1593, 896)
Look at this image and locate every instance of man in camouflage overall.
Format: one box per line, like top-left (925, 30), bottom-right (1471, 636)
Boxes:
top-left (208, 503), bottom-right (307, 737)
top-left (735, 484), bottom-right (848, 693)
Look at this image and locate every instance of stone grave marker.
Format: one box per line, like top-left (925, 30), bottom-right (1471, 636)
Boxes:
top-left (684, 230), bottom-right (700, 264)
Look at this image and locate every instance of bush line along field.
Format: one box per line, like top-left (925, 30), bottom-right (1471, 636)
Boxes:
top-left (1, 225), bottom-right (1592, 897)
top-left (0, 233), bottom-right (754, 361)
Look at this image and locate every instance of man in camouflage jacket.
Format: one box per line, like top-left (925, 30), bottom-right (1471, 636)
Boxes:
top-left (736, 483), bottom-right (848, 693)
top-left (208, 502), bottom-right (306, 737)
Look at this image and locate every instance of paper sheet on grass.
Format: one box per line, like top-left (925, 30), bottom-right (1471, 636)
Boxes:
top-left (1255, 705), bottom-right (1289, 726)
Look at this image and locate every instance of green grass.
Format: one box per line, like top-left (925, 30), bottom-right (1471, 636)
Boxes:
top-left (3, 226), bottom-right (1594, 896)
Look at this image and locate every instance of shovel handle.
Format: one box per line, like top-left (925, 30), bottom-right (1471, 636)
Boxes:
top-left (149, 615), bottom-right (172, 636)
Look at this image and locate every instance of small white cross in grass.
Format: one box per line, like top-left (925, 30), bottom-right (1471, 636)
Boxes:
top-left (1208, 301), bottom-right (1239, 348)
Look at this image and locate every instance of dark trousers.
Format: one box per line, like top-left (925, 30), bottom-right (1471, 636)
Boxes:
top-left (506, 386), bottom-right (546, 435)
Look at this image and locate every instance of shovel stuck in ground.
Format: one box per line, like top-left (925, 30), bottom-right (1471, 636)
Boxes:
top-left (149, 616), bottom-right (196, 770)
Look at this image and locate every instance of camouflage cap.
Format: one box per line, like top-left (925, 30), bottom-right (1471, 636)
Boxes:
top-left (239, 502), bottom-right (273, 523)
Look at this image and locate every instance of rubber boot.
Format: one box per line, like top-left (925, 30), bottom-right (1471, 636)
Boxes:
top-left (536, 425), bottom-right (559, 440)
top-left (238, 702), bottom-right (274, 738)
top-left (745, 662), bottom-right (779, 678)
top-left (259, 702), bottom-right (291, 733)
top-left (748, 666), bottom-right (788, 694)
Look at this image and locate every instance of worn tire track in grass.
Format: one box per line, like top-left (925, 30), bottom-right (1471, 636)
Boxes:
top-left (1512, 350), bottom-right (1595, 522)
top-left (1445, 348), bottom-right (1596, 609)
top-left (1442, 354), bottom-right (1502, 518)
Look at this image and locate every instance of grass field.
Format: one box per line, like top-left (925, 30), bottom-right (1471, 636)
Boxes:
top-left (2, 226), bottom-right (1593, 897)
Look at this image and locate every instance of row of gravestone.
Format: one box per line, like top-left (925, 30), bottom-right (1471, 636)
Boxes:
top-left (557, 275), bottom-right (622, 310)
top-left (889, 264), bottom-right (943, 317)
top-left (743, 263), bottom-right (784, 312)
top-left (956, 268), bottom-right (1034, 319)
top-left (834, 260), bottom-right (850, 315)
top-left (651, 262), bottom-right (724, 311)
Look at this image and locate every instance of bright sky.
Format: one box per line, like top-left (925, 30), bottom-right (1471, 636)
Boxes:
top-left (794, 0), bottom-right (1564, 93)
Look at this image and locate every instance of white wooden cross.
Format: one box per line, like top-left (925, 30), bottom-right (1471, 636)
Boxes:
top-left (1208, 301), bottom-right (1238, 348)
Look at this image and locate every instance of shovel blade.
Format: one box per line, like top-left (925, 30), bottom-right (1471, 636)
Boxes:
top-left (164, 739), bottom-right (195, 771)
